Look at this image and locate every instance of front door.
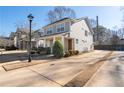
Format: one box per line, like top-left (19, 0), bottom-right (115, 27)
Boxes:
top-left (68, 39), bottom-right (72, 50)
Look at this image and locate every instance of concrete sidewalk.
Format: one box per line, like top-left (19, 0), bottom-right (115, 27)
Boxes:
top-left (0, 68), bottom-right (61, 87)
top-left (0, 50), bottom-right (111, 87)
top-left (1, 50), bottom-right (102, 71)
top-left (85, 51), bottom-right (124, 87)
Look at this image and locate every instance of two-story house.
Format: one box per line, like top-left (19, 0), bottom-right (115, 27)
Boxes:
top-left (14, 28), bottom-right (41, 50)
top-left (37, 17), bottom-right (94, 53)
top-left (0, 36), bottom-right (14, 48)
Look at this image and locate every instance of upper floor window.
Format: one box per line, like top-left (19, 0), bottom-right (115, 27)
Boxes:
top-left (85, 30), bottom-right (88, 36)
top-left (47, 27), bottom-right (53, 35)
top-left (21, 35), bottom-right (26, 38)
top-left (88, 32), bottom-right (91, 35)
top-left (76, 39), bottom-right (78, 44)
top-left (40, 31), bottom-right (44, 36)
top-left (57, 23), bottom-right (65, 33)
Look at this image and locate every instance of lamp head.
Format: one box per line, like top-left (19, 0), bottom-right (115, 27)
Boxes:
top-left (27, 14), bottom-right (34, 21)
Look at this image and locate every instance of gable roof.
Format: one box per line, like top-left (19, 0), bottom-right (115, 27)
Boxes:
top-left (43, 17), bottom-right (94, 34)
top-left (43, 18), bottom-right (72, 28)
top-left (76, 17), bottom-right (94, 34)
top-left (84, 18), bottom-right (94, 34)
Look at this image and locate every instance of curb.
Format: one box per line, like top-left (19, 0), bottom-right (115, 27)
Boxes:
top-left (84, 60), bottom-right (108, 87)
top-left (84, 51), bottom-right (113, 87)
top-left (64, 51), bottom-right (113, 87)
top-left (2, 50), bottom-right (97, 71)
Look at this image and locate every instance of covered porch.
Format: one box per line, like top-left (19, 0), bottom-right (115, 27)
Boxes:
top-left (38, 34), bottom-right (74, 53)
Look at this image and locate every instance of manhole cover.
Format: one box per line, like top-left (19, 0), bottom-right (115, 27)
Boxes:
top-left (118, 56), bottom-right (124, 61)
top-left (50, 64), bottom-right (55, 66)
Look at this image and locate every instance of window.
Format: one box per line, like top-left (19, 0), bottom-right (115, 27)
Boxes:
top-left (57, 23), bottom-right (65, 33)
top-left (90, 44), bottom-right (93, 50)
top-left (47, 27), bottom-right (53, 35)
top-left (40, 31), bottom-right (44, 36)
top-left (82, 40), bottom-right (85, 43)
top-left (85, 30), bottom-right (88, 36)
top-left (82, 40), bottom-right (87, 43)
top-left (89, 32), bottom-right (91, 35)
top-left (82, 28), bottom-right (84, 30)
top-left (76, 39), bottom-right (78, 44)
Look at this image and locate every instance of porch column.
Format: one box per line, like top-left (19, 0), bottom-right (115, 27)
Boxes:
top-left (51, 36), bottom-right (56, 54)
top-left (53, 36), bottom-right (56, 44)
top-left (36, 39), bottom-right (38, 48)
top-left (61, 36), bottom-right (64, 48)
top-left (44, 38), bottom-right (46, 47)
top-left (23, 41), bottom-right (25, 50)
top-left (72, 38), bottom-right (75, 51)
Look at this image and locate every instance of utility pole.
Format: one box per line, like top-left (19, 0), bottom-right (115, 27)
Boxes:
top-left (96, 16), bottom-right (99, 41)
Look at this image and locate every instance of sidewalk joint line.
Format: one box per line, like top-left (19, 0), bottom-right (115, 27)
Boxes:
top-left (84, 51), bottom-right (113, 86)
top-left (28, 68), bottom-right (63, 87)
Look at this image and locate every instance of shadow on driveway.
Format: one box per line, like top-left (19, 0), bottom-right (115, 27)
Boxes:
top-left (108, 64), bottom-right (124, 87)
top-left (0, 52), bottom-right (54, 63)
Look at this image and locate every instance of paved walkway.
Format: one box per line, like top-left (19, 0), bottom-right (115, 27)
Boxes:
top-left (85, 51), bottom-right (124, 87)
top-left (0, 50), bottom-right (110, 87)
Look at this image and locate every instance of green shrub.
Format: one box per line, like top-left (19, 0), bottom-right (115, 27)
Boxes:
top-left (74, 50), bottom-right (79, 55)
top-left (46, 47), bottom-right (51, 54)
top-left (52, 40), bottom-right (64, 58)
top-left (31, 50), bottom-right (37, 54)
top-left (0, 46), bottom-right (4, 49)
top-left (5, 45), bottom-right (18, 51)
top-left (37, 47), bottom-right (45, 52)
top-left (32, 47), bottom-right (37, 51)
top-left (64, 51), bottom-right (70, 57)
top-left (69, 50), bottom-right (74, 56)
top-left (37, 47), bottom-right (45, 54)
top-left (31, 47), bottom-right (52, 55)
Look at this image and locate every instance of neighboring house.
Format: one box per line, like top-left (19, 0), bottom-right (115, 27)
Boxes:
top-left (9, 32), bottom-right (15, 40)
top-left (0, 36), bottom-right (13, 47)
top-left (37, 17), bottom-right (94, 53)
top-left (14, 28), bottom-right (40, 50)
top-left (117, 39), bottom-right (124, 45)
top-left (93, 25), bottom-right (112, 45)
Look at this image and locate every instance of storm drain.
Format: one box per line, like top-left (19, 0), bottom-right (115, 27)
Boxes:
top-left (50, 64), bottom-right (55, 66)
top-left (118, 56), bottom-right (124, 61)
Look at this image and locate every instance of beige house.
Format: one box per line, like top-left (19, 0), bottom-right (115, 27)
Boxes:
top-left (37, 17), bottom-right (94, 53)
top-left (14, 28), bottom-right (40, 50)
top-left (0, 36), bottom-right (13, 47)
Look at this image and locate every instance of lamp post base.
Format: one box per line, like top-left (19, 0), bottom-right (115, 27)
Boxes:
top-left (28, 55), bottom-right (31, 62)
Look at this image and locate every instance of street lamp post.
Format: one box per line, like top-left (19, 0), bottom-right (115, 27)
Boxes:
top-left (27, 14), bottom-right (34, 62)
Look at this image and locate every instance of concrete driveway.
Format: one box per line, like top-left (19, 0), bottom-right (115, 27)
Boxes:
top-left (85, 51), bottom-right (124, 87)
top-left (0, 50), bottom-right (110, 87)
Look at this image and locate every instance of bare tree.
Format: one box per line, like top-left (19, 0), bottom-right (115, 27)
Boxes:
top-left (54, 6), bottom-right (66, 19)
top-left (120, 7), bottom-right (124, 37)
top-left (14, 20), bottom-right (36, 30)
top-left (111, 34), bottom-right (119, 45)
top-left (15, 21), bottom-right (28, 29)
top-left (89, 18), bottom-right (97, 28)
top-left (47, 10), bottom-right (57, 23)
top-left (47, 6), bottom-right (76, 23)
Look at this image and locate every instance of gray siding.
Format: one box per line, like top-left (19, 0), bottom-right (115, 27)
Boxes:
top-left (65, 22), bottom-right (70, 32)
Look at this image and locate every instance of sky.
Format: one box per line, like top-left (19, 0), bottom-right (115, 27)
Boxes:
top-left (0, 6), bottom-right (123, 37)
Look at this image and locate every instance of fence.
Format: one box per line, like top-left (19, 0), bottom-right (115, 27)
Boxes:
top-left (94, 45), bottom-right (124, 51)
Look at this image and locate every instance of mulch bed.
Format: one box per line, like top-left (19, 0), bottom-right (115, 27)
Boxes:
top-left (64, 51), bottom-right (113, 87)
